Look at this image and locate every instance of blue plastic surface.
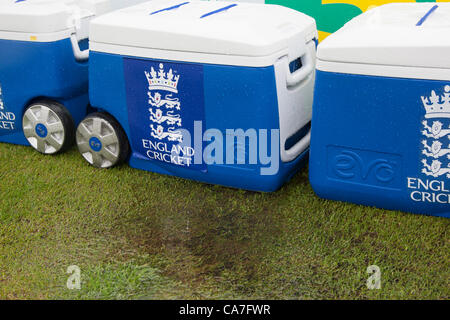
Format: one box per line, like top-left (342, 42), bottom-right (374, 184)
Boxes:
top-left (0, 38), bottom-right (89, 146)
top-left (200, 4), bottom-right (238, 19)
top-left (89, 51), bottom-right (308, 191)
top-left (416, 5), bottom-right (439, 26)
top-left (150, 2), bottom-right (190, 15)
top-left (310, 70), bottom-right (450, 217)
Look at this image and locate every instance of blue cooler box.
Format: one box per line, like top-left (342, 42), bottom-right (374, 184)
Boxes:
top-left (0, 0), bottom-right (146, 154)
top-left (80, 0), bottom-right (317, 191)
top-left (310, 3), bottom-right (450, 217)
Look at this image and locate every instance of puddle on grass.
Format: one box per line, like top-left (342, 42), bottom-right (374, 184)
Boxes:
top-left (119, 178), bottom-right (292, 286)
top-left (112, 165), bottom-right (312, 297)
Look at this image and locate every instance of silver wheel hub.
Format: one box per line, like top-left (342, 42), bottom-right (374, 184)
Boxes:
top-left (22, 104), bottom-right (65, 154)
top-left (76, 116), bottom-right (120, 168)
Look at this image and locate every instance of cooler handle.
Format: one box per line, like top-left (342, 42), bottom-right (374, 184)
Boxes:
top-left (70, 34), bottom-right (89, 62)
top-left (284, 130), bottom-right (311, 161)
top-left (285, 51), bottom-right (314, 87)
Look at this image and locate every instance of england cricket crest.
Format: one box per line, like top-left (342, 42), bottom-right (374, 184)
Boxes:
top-left (124, 59), bottom-right (206, 171)
top-left (420, 86), bottom-right (450, 179)
top-left (407, 85), bottom-right (450, 206)
top-left (0, 84), bottom-right (4, 110)
top-left (0, 83), bottom-right (18, 134)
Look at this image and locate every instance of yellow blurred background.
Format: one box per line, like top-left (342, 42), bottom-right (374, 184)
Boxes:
top-left (319, 0), bottom-right (449, 40)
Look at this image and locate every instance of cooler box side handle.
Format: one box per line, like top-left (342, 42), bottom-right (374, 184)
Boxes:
top-left (285, 49), bottom-right (314, 87)
top-left (283, 44), bottom-right (314, 159)
top-left (70, 34), bottom-right (89, 61)
top-left (275, 41), bottom-right (316, 163)
top-left (283, 128), bottom-right (311, 162)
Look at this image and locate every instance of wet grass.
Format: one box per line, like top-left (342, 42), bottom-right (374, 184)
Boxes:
top-left (0, 143), bottom-right (448, 299)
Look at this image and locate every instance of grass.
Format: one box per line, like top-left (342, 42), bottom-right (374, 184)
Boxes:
top-left (0, 143), bottom-right (448, 299)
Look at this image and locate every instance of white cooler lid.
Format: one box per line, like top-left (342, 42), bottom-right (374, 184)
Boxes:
top-left (90, 0), bottom-right (317, 59)
top-left (0, 0), bottom-right (77, 34)
top-left (317, 3), bottom-right (450, 70)
top-left (0, 0), bottom-right (145, 35)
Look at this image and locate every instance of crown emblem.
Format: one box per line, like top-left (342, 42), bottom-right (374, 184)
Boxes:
top-left (145, 63), bottom-right (180, 94)
top-left (421, 85), bottom-right (450, 119)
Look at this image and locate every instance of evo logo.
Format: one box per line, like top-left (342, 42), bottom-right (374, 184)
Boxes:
top-left (327, 146), bottom-right (402, 189)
